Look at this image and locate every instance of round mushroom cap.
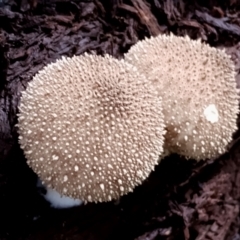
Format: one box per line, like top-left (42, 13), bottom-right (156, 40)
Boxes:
top-left (125, 34), bottom-right (239, 160)
top-left (17, 53), bottom-right (166, 203)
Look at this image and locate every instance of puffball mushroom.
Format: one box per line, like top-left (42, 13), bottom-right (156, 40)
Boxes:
top-left (17, 53), bottom-right (166, 203)
top-left (125, 34), bottom-right (239, 160)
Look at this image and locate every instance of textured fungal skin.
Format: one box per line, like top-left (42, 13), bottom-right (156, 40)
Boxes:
top-left (125, 34), bottom-right (239, 160)
top-left (17, 53), bottom-right (166, 203)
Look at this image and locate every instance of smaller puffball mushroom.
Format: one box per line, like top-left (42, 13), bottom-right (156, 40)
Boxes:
top-left (125, 34), bottom-right (239, 160)
top-left (17, 53), bottom-right (166, 203)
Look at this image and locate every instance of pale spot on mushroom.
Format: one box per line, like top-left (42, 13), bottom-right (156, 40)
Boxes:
top-left (63, 175), bottom-right (68, 182)
top-left (52, 155), bottom-right (59, 161)
top-left (204, 104), bottom-right (219, 123)
top-left (107, 164), bottom-right (113, 169)
top-left (193, 144), bottom-right (196, 151)
top-left (100, 184), bottom-right (104, 191)
top-left (137, 170), bottom-right (143, 177)
top-left (74, 166), bottom-right (79, 171)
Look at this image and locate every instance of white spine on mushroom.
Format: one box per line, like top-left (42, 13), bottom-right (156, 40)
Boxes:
top-left (203, 104), bottom-right (219, 123)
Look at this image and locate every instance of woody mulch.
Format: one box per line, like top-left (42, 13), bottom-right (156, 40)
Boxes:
top-left (0, 0), bottom-right (240, 239)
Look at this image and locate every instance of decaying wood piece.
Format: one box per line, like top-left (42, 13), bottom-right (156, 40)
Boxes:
top-left (127, 0), bottom-right (162, 36)
top-left (195, 10), bottom-right (240, 37)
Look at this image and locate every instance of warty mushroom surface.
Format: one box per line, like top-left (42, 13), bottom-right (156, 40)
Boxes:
top-left (125, 34), bottom-right (239, 160)
top-left (17, 53), bottom-right (166, 203)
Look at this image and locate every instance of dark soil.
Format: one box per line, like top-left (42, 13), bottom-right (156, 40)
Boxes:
top-left (0, 0), bottom-right (240, 239)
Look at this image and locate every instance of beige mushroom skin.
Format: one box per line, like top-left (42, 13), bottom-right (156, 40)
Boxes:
top-left (125, 34), bottom-right (239, 160)
top-left (17, 53), bottom-right (166, 203)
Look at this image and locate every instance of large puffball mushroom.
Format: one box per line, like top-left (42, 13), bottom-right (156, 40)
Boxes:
top-left (17, 53), bottom-right (166, 203)
top-left (125, 34), bottom-right (239, 160)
